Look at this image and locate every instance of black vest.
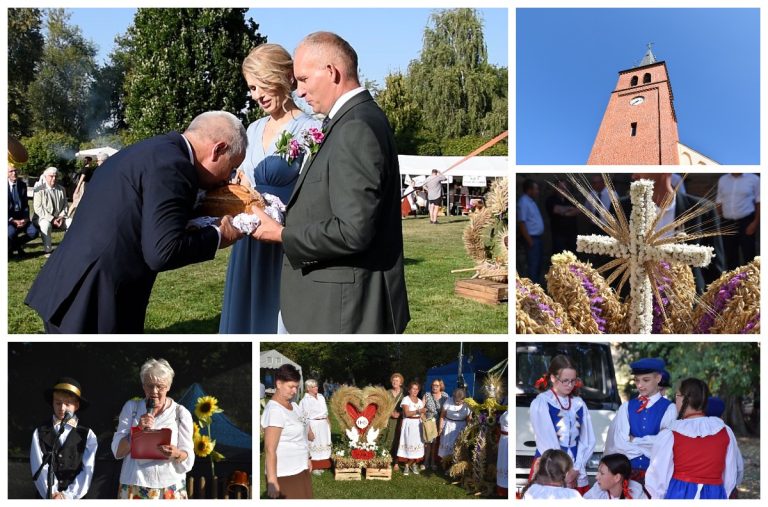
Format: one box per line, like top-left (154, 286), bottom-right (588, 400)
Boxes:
top-left (37, 421), bottom-right (90, 491)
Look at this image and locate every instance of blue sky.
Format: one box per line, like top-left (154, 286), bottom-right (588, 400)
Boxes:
top-left (516, 8), bottom-right (760, 165)
top-left (66, 7), bottom-right (508, 88)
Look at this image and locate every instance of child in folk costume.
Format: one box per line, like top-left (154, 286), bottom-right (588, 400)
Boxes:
top-left (645, 378), bottom-right (743, 499)
top-left (529, 354), bottom-right (595, 494)
top-left (583, 453), bottom-right (649, 499)
top-left (30, 377), bottom-right (98, 499)
top-left (397, 381), bottom-right (426, 475)
top-left (604, 358), bottom-right (677, 484)
top-left (521, 449), bottom-right (582, 500)
top-left (298, 379), bottom-right (331, 475)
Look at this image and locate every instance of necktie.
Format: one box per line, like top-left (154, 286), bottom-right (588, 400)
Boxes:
top-left (321, 115), bottom-right (331, 130)
top-left (636, 395), bottom-right (650, 413)
top-left (11, 183), bottom-right (20, 211)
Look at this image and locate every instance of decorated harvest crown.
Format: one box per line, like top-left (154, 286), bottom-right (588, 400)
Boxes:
top-left (516, 175), bottom-right (760, 334)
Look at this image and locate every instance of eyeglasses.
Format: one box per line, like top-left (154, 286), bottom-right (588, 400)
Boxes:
top-left (556, 377), bottom-right (580, 386)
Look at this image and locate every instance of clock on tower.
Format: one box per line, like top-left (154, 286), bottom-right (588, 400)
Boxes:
top-left (587, 44), bottom-right (681, 165)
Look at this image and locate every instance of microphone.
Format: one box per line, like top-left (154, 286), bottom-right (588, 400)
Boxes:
top-left (57, 411), bottom-right (74, 436)
top-left (146, 398), bottom-right (156, 411)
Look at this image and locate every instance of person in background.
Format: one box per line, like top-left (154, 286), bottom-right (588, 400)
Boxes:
top-left (583, 453), bottom-right (648, 499)
top-left (546, 179), bottom-right (578, 255)
top-left (8, 164), bottom-right (38, 257)
top-left (299, 379), bottom-right (331, 476)
top-left (397, 381), bottom-right (426, 475)
top-left (517, 179), bottom-right (544, 285)
top-left (33, 167), bottom-right (69, 256)
top-left (424, 169), bottom-right (447, 224)
top-left (437, 388), bottom-right (471, 470)
top-left (30, 377), bottom-right (97, 499)
top-left (383, 373), bottom-right (405, 471)
top-left (716, 173), bottom-right (760, 271)
top-left (422, 378), bottom-right (449, 471)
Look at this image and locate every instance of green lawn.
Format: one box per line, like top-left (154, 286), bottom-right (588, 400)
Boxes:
top-left (258, 402), bottom-right (483, 499)
top-left (8, 215), bottom-right (507, 334)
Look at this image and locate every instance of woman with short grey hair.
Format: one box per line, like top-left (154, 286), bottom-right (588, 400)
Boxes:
top-left (299, 379), bottom-right (331, 475)
top-left (111, 358), bottom-right (194, 499)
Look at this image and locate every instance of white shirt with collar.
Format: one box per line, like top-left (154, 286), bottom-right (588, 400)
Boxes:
top-left (604, 391), bottom-right (677, 461)
top-left (717, 173), bottom-right (760, 220)
top-left (325, 86), bottom-right (367, 123)
top-left (30, 415), bottom-right (98, 499)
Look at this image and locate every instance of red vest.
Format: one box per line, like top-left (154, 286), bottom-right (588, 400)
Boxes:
top-left (672, 427), bottom-right (729, 485)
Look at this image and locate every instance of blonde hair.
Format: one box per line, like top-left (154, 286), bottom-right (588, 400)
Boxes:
top-left (242, 43), bottom-right (296, 105)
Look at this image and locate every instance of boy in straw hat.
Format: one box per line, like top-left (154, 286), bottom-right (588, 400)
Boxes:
top-left (30, 377), bottom-right (97, 499)
top-left (604, 358), bottom-right (677, 484)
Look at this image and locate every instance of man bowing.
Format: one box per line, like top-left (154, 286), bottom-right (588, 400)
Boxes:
top-left (26, 111), bottom-right (246, 333)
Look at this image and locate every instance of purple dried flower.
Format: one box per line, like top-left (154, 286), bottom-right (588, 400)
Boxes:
top-left (568, 265), bottom-right (606, 333)
top-left (697, 271), bottom-right (748, 333)
top-left (740, 312), bottom-right (760, 334)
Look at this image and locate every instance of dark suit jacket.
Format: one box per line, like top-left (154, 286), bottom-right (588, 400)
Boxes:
top-left (8, 179), bottom-right (31, 221)
top-left (617, 191), bottom-right (725, 293)
top-left (280, 90), bottom-right (410, 333)
top-left (25, 132), bottom-right (219, 333)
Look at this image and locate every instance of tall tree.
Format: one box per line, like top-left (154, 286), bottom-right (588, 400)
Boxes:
top-left (26, 8), bottom-right (97, 142)
top-left (87, 39), bottom-right (131, 137)
top-left (407, 8), bottom-right (507, 145)
top-left (121, 8), bottom-right (265, 141)
top-left (8, 8), bottom-right (44, 137)
top-left (376, 72), bottom-right (421, 154)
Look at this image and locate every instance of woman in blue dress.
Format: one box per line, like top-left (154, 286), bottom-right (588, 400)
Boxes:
top-left (220, 43), bottom-right (321, 333)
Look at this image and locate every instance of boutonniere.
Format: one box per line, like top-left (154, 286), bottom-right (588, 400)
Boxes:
top-left (274, 127), bottom-right (325, 165)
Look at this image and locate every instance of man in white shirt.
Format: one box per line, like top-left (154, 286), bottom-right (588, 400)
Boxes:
top-left (716, 173), bottom-right (760, 270)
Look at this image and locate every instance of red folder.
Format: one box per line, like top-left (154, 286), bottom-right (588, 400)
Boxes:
top-left (130, 426), bottom-right (172, 460)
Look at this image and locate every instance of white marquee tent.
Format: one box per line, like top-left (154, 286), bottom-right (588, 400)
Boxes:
top-left (260, 349), bottom-right (304, 398)
top-left (398, 155), bottom-right (508, 186)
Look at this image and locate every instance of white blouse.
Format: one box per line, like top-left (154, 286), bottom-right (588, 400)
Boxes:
top-left (261, 400), bottom-right (309, 477)
top-left (442, 400), bottom-right (471, 421)
top-left (111, 398), bottom-right (195, 489)
top-left (401, 396), bottom-right (424, 416)
top-left (645, 416), bottom-right (742, 500)
top-left (523, 483), bottom-right (583, 499)
top-left (583, 479), bottom-right (648, 499)
top-left (530, 390), bottom-right (596, 488)
top-left (30, 416), bottom-right (98, 499)
top-left (299, 394), bottom-right (328, 419)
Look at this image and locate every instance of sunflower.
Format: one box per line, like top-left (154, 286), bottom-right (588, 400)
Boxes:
top-left (194, 434), bottom-right (215, 458)
top-left (195, 396), bottom-right (223, 423)
top-left (193, 422), bottom-right (200, 439)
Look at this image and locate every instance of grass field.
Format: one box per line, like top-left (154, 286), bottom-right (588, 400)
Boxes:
top-left (258, 402), bottom-right (485, 499)
top-left (8, 215), bottom-right (507, 334)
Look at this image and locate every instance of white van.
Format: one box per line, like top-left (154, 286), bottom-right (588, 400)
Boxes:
top-left (516, 342), bottom-right (621, 495)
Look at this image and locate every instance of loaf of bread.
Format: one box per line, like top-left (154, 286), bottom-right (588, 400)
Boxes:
top-left (196, 184), bottom-right (267, 217)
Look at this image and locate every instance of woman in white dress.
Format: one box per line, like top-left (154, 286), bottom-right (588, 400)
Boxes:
top-left (397, 381), bottom-right (426, 475)
top-left (521, 449), bottom-right (582, 500)
top-left (298, 379), bottom-right (331, 475)
top-left (496, 410), bottom-right (509, 497)
top-left (111, 358), bottom-right (194, 499)
top-left (437, 388), bottom-right (471, 467)
top-left (262, 364), bottom-right (313, 499)
top-left (583, 453), bottom-right (648, 499)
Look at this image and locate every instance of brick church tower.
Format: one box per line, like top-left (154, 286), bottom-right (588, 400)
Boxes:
top-left (588, 45), bottom-right (680, 165)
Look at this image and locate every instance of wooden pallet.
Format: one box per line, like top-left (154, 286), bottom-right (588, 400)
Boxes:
top-left (334, 468), bottom-right (362, 481)
top-left (365, 467), bottom-right (392, 481)
top-left (454, 278), bottom-right (508, 305)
